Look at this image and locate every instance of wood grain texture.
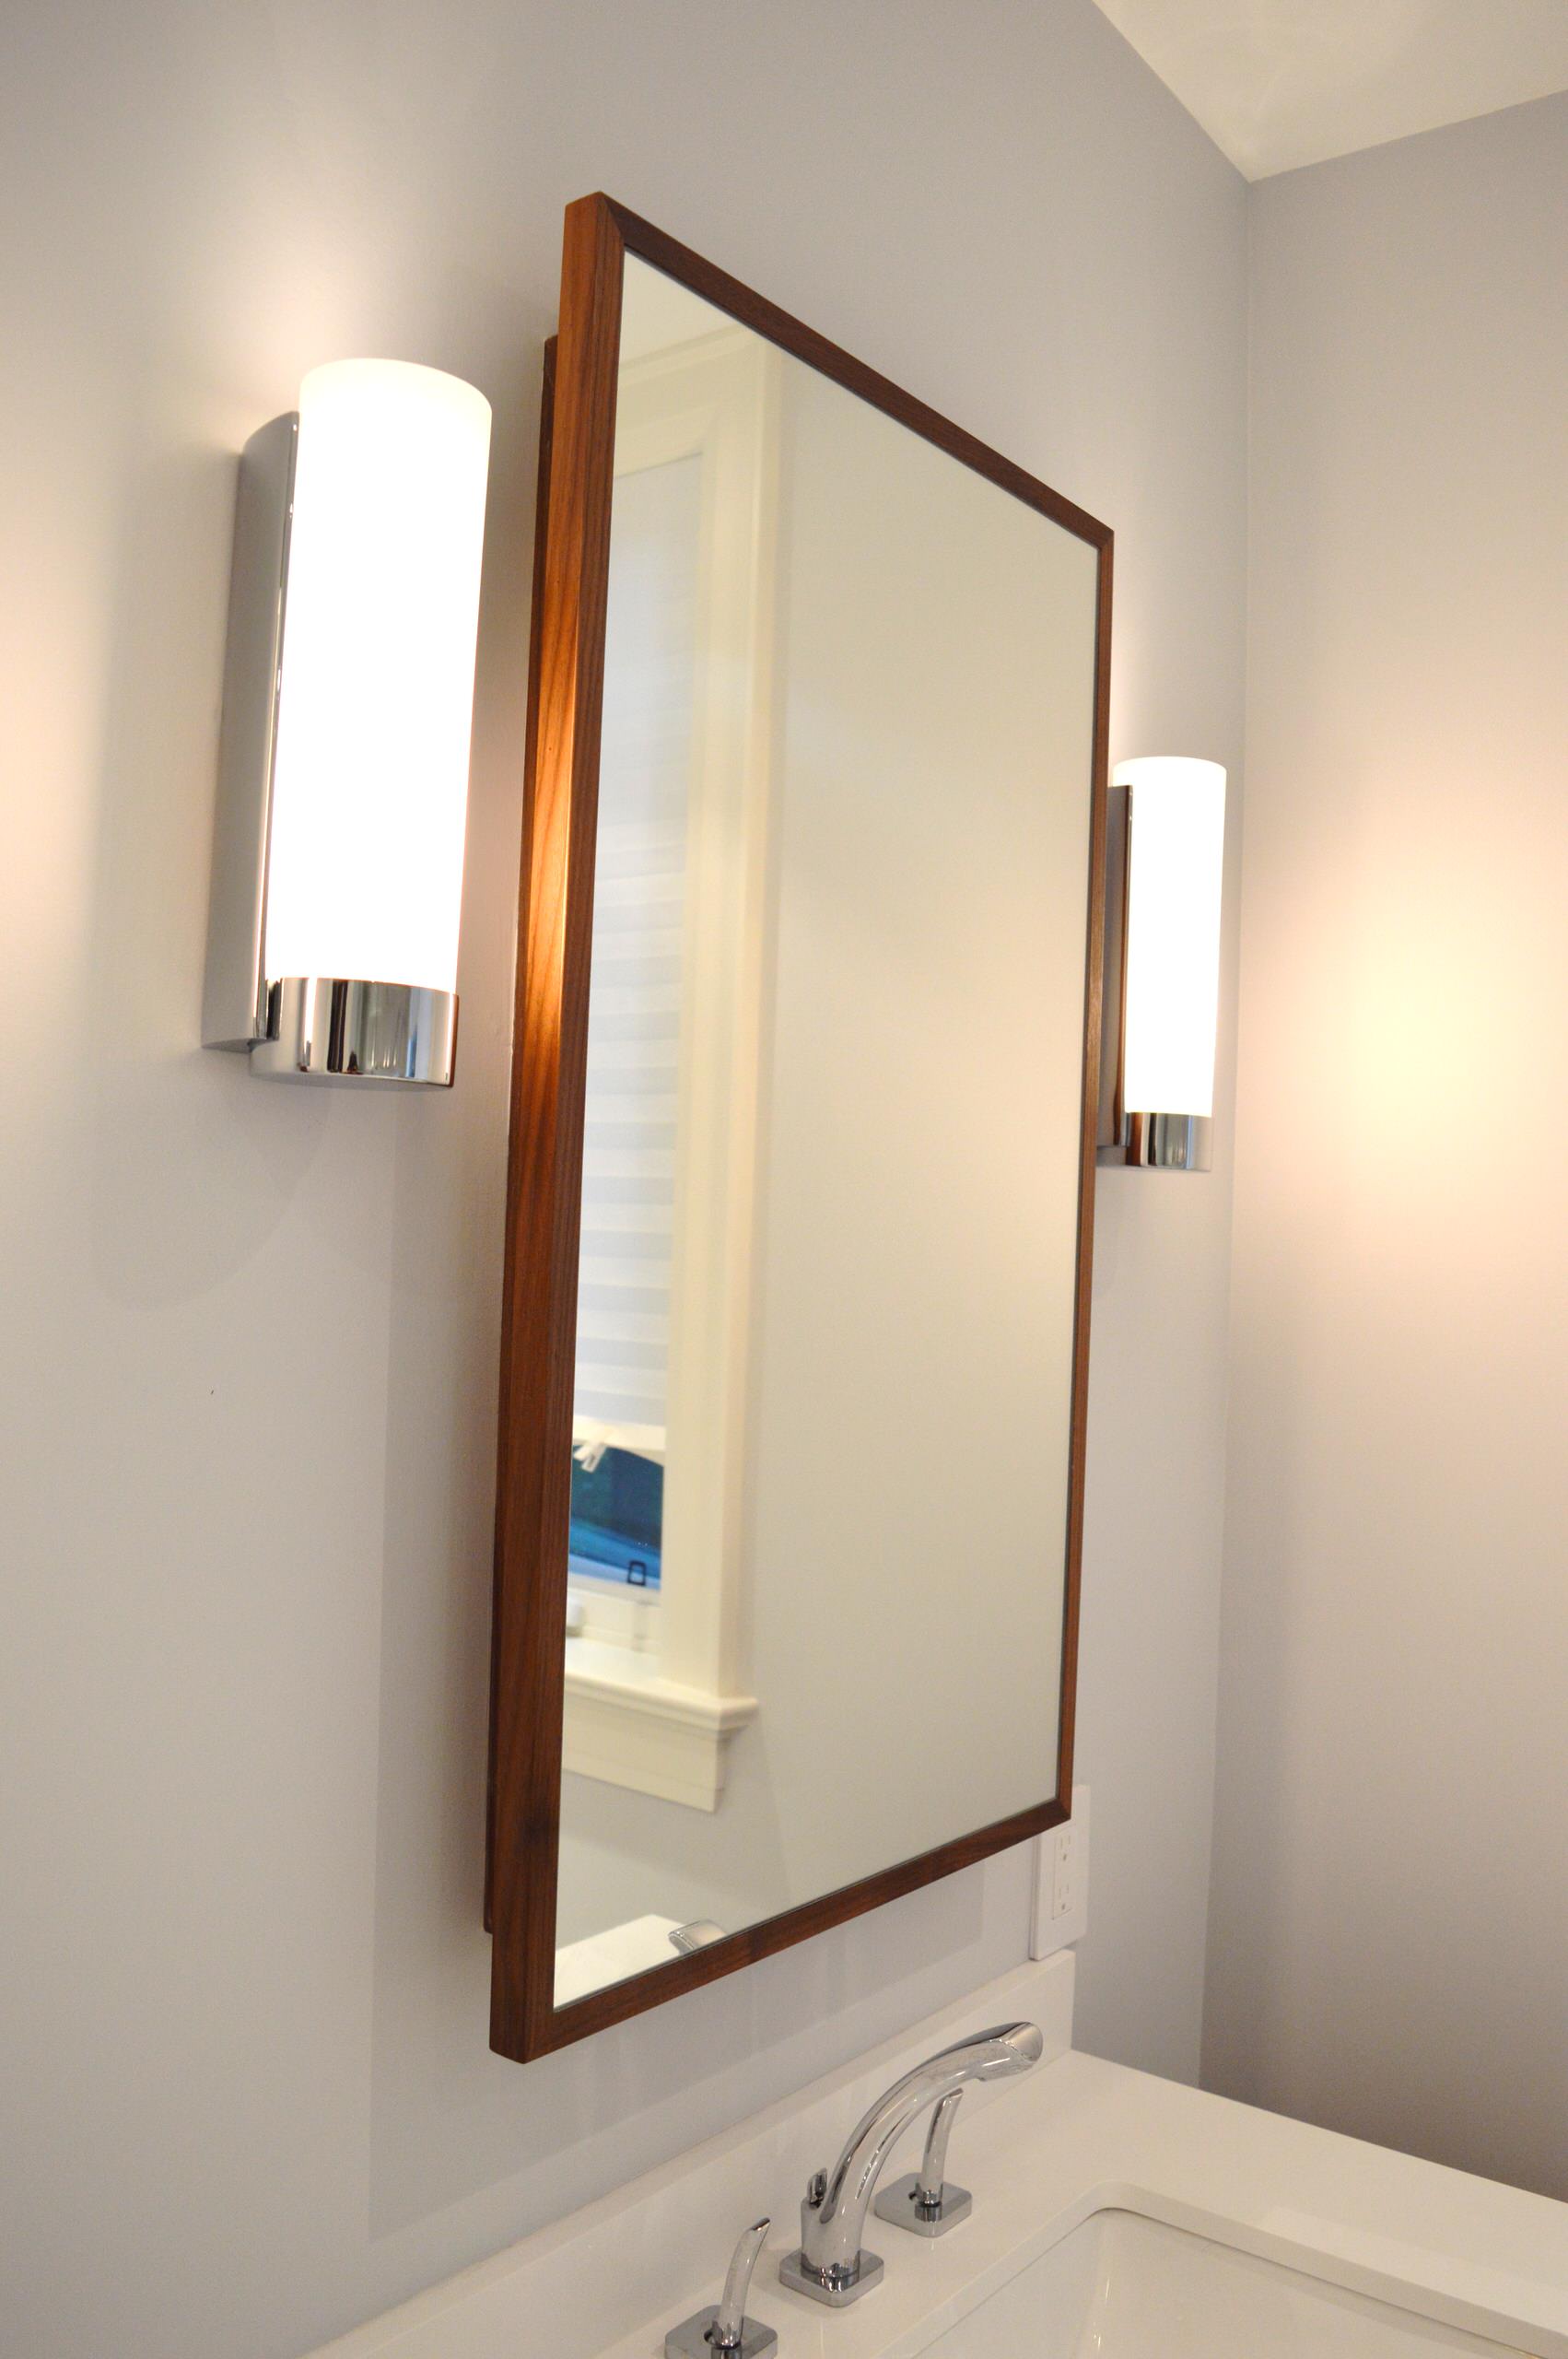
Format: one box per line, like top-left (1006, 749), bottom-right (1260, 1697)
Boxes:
top-left (488, 194), bottom-right (1113, 2064)
top-left (489, 197), bottom-right (625, 2057)
top-left (1057, 537), bottom-right (1115, 1811)
top-left (486, 334), bottom-right (556, 1942)
top-left (604, 197), bottom-right (1112, 551)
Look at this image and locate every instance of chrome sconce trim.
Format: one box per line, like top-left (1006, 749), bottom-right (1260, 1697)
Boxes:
top-left (202, 366), bottom-right (488, 1090)
top-left (1120, 1109), bottom-right (1211, 1173)
top-left (202, 410), bottom-right (460, 1090)
top-left (203, 413), bottom-right (297, 1054)
top-left (1095, 770), bottom-right (1222, 1174)
top-left (252, 977), bottom-right (458, 1088)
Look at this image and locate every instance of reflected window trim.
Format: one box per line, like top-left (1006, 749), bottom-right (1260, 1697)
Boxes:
top-left (566, 1576), bottom-right (659, 1650)
top-left (565, 294), bottom-right (781, 1803)
top-left (561, 1635), bottom-right (758, 1814)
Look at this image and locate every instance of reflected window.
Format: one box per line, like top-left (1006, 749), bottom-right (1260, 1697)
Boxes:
top-left (568, 1440), bottom-right (663, 1590)
top-left (571, 453), bottom-right (700, 1593)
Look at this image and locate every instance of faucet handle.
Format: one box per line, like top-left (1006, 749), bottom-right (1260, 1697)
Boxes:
top-left (665, 2217), bottom-right (777, 2359)
top-left (872, 2087), bottom-right (974, 2238)
top-left (800, 2166), bottom-right (827, 2251)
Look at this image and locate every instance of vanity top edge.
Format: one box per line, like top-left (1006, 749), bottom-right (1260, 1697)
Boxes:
top-left (305, 1950), bottom-right (1568, 2359)
top-left (305, 1953), bottom-right (1077, 2359)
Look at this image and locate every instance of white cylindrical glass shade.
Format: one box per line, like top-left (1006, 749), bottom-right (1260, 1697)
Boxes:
top-left (1117, 756), bottom-right (1226, 1117)
top-left (264, 358), bottom-right (492, 995)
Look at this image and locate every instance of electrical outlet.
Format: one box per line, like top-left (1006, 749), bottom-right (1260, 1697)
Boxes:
top-left (1029, 1784), bottom-right (1089, 1958)
top-left (1052, 1821), bottom-right (1078, 1919)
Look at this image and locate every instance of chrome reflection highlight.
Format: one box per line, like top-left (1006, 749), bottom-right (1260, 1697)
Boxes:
top-left (872, 2085), bottom-right (973, 2236)
top-left (251, 977), bottom-right (458, 1086)
top-left (781, 2021), bottom-right (1043, 2306)
top-left (1121, 1110), bottom-right (1212, 1171)
top-left (664, 2217), bottom-right (777, 2359)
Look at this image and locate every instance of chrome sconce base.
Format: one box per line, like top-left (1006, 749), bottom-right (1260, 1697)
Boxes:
top-left (252, 978), bottom-right (458, 1087)
top-left (1114, 1110), bottom-right (1211, 1172)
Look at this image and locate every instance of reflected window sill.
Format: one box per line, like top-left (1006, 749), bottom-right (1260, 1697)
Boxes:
top-left (563, 1637), bottom-right (758, 1813)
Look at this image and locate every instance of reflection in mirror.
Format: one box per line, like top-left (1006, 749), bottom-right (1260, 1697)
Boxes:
top-left (550, 252), bottom-right (1102, 2008)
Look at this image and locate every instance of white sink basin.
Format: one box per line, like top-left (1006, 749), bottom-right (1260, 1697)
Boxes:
top-left (923, 2209), bottom-right (1533, 2358)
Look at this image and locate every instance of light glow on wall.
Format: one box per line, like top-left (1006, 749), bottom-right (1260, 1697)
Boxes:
top-left (263, 358), bottom-right (492, 995)
top-left (1118, 756), bottom-right (1226, 1117)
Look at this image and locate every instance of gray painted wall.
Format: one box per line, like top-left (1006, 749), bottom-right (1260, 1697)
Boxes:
top-left (0, 2), bottom-right (1246, 2353)
top-left (1206, 93), bottom-right (1568, 2200)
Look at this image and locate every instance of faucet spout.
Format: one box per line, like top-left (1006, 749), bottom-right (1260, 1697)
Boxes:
top-left (785, 2020), bottom-right (1043, 2301)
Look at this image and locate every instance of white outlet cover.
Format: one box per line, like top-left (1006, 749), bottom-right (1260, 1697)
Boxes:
top-left (1029, 1784), bottom-right (1089, 1959)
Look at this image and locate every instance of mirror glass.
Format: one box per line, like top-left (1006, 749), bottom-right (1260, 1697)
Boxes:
top-left (554, 253), bottom-right (1100, 2006)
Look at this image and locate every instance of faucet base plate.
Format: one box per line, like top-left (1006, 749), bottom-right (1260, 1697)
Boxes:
top-left (873, 2175), bottom-right (973, 2236)
top-left (778, 2247), bottom-right (885, 2307)
top-left (665, 2305), bottom-right (778, 2358)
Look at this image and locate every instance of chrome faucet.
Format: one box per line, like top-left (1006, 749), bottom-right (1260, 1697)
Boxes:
top-left (666, 2217), bottom-right (776, 2358)
top-left (778, 2020), bottom-right (1044, 2306)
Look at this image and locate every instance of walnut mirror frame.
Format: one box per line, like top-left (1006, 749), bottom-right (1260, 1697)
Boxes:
top-left (487, 194), bottom-right (1112, 2065)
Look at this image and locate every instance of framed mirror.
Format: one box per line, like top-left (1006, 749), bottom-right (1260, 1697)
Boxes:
top-left (488, 195), bottom-right (1111, 2063)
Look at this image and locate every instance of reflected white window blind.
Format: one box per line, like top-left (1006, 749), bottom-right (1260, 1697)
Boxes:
top-left (573, 454), bottom-right (701, 1460)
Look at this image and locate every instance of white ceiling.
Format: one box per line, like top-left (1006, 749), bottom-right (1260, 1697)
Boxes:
top-left (1091, 0), bottom-right (1568, 179)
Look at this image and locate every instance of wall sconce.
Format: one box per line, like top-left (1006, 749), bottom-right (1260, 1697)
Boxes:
top-left (203, 360), bottom-right (492, 1086)
top-left (1099, 757), bottom-right (1226, 1172)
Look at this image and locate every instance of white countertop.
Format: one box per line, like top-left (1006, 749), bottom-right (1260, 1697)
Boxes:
top-left (724, 2050), bottom-right (1568, 2359)
top-left (311, 1954), bottom-right (1568, 2359)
